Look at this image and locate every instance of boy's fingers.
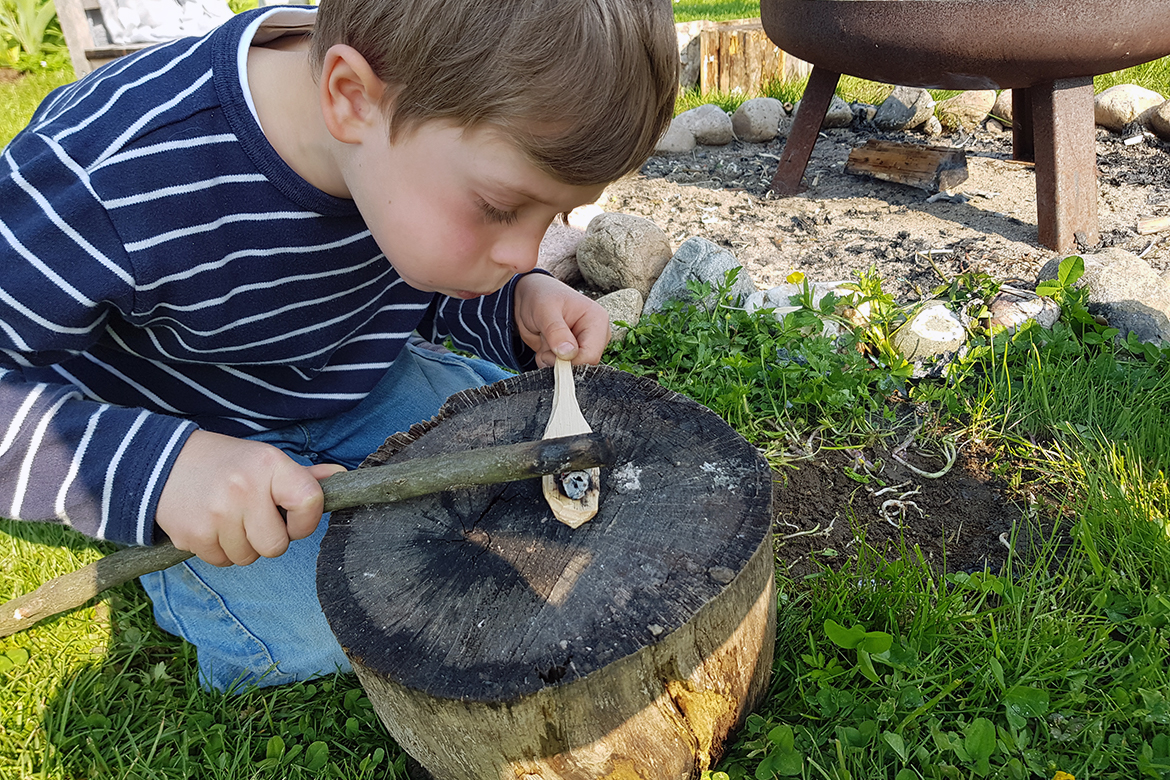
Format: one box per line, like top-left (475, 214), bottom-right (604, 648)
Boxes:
top-left (244, 507), bottom-right (292, 559)
top-left (271, 461), bottom-right (331, 542)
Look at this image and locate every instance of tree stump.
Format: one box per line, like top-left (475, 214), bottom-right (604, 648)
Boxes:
top-left (317, 366), bottom-right (775, 780)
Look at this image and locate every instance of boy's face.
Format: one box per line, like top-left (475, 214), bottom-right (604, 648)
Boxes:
top-left (343, 119), bottom-right (606, 299)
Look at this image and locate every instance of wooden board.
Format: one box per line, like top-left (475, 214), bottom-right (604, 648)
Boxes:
top-left (317, 365), bottom-right (775, 780)
top-left (700, 20), bottom-right (804, 95)
top-left (844, 138), bottom-right (970, 193)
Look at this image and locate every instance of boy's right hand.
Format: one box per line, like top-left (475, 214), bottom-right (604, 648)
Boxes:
top-left (155, 430), bottom-right (346, 567)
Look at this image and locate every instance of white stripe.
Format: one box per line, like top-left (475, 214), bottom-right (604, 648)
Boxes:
top-left (221, 416), bottom-right (269, 432)
top-left (50, 365), bottom-right (110, 404)
top-left (92, 70), bottom-right (213, 167)
top-left (53, 36), bottom-right (212, 144)
top-left (152, 363), bottom-right (286, 420)
top-left (103, 173), bottom-right (268, 208)
top-left (0, 350), bottom-right (34, 367)
top-left (0, 383), bottom-right (46, 459)
top-left (343, 330), bottom-right (420, 344)
top-left (98, 409), bottom-right (151, 539)
top-left (90, 133), bottom-right (237, 173)
top-left (55, 404), bottom-right (110, 525)
top-left (0, 317), bottom-right (33, 351)
top-left (317, 361), bottom-right (396, 372)
top-left (218, 366), bottom-right (367, 401)
top-left (39, 41), bottom-right (180, 127)
top-left (135, 234), bottom-right (376, 291)
top-left (124, 210), bottom-right (321, 252)
top-left (138, 256), bottom-right (388, 317)
top-left (3, 149), bottom-right (136, 287)
top-left (0, 283), bottom-right (107, 336)
top-left (80, 349), bottom-right (185, 413)
top-left (136, 423), bottom-right (193, 545)
top-left (0, 216), bottom-right (97, 307)
top-left (11, 390), bottom-right (80, 518)
top-left (43, 133), bottom-right (102, 203)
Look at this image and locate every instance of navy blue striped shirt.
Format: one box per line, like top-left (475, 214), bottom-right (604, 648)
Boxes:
top-left (0, 8), bottom-right (534, 546)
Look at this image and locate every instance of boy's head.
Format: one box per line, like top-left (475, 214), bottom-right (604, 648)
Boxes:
top-left (309, 0), bottom-right (678, 187)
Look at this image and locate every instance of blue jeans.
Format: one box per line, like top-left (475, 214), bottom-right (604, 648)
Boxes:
top-left (139, 343), bottom-right (513, 692)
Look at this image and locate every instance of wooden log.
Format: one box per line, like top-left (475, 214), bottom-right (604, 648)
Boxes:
top-left (844, 139), bottom-right (970, 193)
top-left (700, 20), bottom-right (795, 95)
top-left (318, 366), bottom-right (775, 780)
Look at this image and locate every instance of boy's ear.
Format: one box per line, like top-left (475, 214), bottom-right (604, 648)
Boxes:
top-left (319, 44), bottom-right (388, 144)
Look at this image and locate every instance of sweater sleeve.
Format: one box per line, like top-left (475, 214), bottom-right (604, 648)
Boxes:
top-left (418, 272), bottom-right (544, 372)
top-left (1, 132), bottom-right (197, 546)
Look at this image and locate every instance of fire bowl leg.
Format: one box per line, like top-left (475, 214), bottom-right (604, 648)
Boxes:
top-left (769, 66), bottom-right (841, 196)
top-left (1031, 76), bottom-right (1098, 251)
top-left (1012, 87), bottom-right (1034, 162)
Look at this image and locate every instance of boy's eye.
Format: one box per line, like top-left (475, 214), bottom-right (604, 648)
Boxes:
top-left (478, 199), bottom-right (519, 225)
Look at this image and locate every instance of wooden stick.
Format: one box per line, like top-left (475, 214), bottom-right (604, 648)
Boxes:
top-left (0, 434), bottom-right (614, 638)
top-left (1137, 215), bottom-right (1170, 235)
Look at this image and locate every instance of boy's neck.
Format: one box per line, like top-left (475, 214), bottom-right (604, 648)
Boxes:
top-left (247, 37), bottom-right (351, 199)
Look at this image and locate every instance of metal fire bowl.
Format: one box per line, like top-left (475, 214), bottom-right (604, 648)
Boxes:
top-left (760, 0), bottom-right (1170, 91)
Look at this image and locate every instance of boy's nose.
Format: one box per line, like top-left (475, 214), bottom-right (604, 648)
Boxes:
top-left (490, 229), bottom-right (543, 274)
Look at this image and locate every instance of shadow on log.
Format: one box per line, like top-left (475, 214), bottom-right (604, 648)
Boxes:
top-left (317, 366), bottom-right (775, 780)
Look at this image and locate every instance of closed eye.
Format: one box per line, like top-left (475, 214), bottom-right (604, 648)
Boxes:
top-left (478, 199), bottom-right (519, 225)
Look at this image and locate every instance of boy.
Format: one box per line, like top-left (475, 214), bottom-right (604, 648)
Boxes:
top-left (0, 0), bottom-right (677, 691)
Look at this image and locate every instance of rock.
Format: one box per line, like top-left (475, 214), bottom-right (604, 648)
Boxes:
top-left (643, 237), bottom-right (757, 315)
top-left (596, 288), bottom-right (644, 342)
top-left (822, 95), bottom-right (854, 129)
top-left (922, 115), bottom-right (943, 137)
top-left (744, 280), bottom-right (851, 316)
top-left (655, 119), bottom-right (697, 154)
top-left (675, 21), bottom-right (705, 88)
top-left (732, 97), bottom-right (785, 143)
top-left (567, 203), bottom-right (605, 231)
top-left (990, 89), bottom-right (1013, 126)
top-left (575, 213), bottom-right (673, 297)
top-left (986, 291), bottom-right (1061, 333)
top-left (893, 301), bottom-right (965, 361)
top-left (985, 117), bottom-right (1006, 134)
top-left (674, 103), bottom-right (734, 146)
top-left (936, 90), bottom-right (996, 132)
top-left (851, 102), bottom-right (878, 124)
top-left (1149, 100), bottom-right (1170, 140)
top-left (1094, 84), bottom-right (1166, 132)
top-left (1037, 248), bottom-right (1170, 345)
top-left (874, 86), bottom-right (935, 131)
top-left (537, 222), bottom-right (587, 286)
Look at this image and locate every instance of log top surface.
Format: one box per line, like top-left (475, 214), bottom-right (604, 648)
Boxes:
top-left (317, 366), bottom-right (771, 702)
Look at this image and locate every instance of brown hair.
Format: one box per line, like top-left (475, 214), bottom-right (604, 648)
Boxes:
top-left (309, 0), bottom-right (678, 186)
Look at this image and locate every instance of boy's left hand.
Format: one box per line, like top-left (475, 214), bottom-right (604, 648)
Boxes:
top-left (514, 273), bottom-right (611, 367)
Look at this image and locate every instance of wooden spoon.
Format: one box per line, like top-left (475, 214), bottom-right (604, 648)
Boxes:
top-left (541, 358), bottom-right (600, 528)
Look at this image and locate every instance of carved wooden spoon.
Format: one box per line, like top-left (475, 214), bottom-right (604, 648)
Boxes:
top-left (541, 358), bottom-right (600, 528)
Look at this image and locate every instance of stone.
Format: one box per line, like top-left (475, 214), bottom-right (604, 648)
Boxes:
top-left (985, 118), bottom-right (1006, 134)
top-left (990, 89), bottom-right (1013, 126)
top-left (893, 301), bottom-right (965, 361)
top-left (1094, 84), bottom-right (1167, 132)
top-left (744, 280), bottom-right (851, 317)
top-left (986, 291), bottom-right (1061, 333)
top-left (537, 222), bottom-right (587, 286)
top-left (1149, 100), bottom-right (1170, 141)
top-left (922, 115), bottom-right (943, 137)
top-left (874, 86), bottom-right (935, 131)
top-left (936, 90), bottom-right (996, 132)
top-left (674, 103), bottom-right (735, 146)
top-left (732, 97), bottom-right (785, 143)
top-left (822, 95), bottom-right (854, 129)
top-left (575, 213), bottom-right (673, 298)
top-left (851, 102), bottom-right (878, 124)
top-left (675, 20), bottom-right (705, 88)
top-left (1037, 248), bottom-right (1170, 345)
top-left (643, 237), bottom-right (757, 315)
top-left (596, 288), bottom-right (644, 342)
top-left (655, 119), bottom-right (697, 154)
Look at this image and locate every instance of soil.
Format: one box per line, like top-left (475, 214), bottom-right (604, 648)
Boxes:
top-left (600, 123), bottom-right (1170, 577)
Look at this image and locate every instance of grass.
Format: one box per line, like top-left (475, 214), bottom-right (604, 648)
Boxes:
top-left (4, 30), bottom-right (1170, 780)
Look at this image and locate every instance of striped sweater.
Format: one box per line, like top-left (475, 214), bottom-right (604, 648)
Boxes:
top-left (0, 7), bottom-right (533, 547)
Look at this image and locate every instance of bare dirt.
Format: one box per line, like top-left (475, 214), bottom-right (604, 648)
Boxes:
top-left (600, 124), bottom-right (1169, 577)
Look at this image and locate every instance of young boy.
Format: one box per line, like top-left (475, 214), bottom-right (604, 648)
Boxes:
top-left (0, 0), bottom-right (677, 691)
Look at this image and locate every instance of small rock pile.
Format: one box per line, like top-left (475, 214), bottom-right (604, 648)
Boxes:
top-left (540, 210), bottom-right (1170, 361)
top-left (656, 83), bottom-right (1170, 154)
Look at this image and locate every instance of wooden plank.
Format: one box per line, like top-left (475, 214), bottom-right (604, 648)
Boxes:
top-left (844, 139), bottom-right (969, 193)
top-left (1137, 215), bottom-right (1170, 235)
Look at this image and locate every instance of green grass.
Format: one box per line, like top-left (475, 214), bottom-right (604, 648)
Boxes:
top-left (0, 67), bottom-right (73, 147)
top-left (4, 52), bottom-right (1170, 780)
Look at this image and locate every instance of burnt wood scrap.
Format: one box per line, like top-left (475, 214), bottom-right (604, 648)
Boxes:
top-left (317, 366), bottom-right (776, 780)
top-left (1137, 215), bottom-right (1170, 235)
top-left (844, 139), bottom-right (969, 193)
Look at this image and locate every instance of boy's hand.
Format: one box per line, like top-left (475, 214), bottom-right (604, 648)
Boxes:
top-left (514, 273), bottom-right (611, 367)
top-left (155, 430), bottom-right (346, 567)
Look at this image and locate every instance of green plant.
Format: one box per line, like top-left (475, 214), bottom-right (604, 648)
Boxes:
top-left (0, 0), bottom-right (64, 70)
